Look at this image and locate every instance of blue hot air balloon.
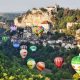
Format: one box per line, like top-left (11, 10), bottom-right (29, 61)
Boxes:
top-left (13, 41), bottom-right (20, 48)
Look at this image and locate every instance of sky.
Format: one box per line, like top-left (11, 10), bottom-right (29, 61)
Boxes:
top-left (0, 0), bottom-right (80, 13)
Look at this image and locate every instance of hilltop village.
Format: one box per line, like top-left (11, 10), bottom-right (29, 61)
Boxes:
top-left (13, 5), bottom-right (80, 49)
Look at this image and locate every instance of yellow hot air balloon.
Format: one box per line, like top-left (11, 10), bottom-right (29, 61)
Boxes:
top-left (27, 58), bottom-right (36, 69)
top-left (20, 49), bottom-right (28, 60)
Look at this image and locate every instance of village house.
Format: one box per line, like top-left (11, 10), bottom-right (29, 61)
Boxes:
top-left (75, 29), bottom-right (80, 39)
top-left (0, 22), bottom-right (8, 29)
top-left (46, 4), bottom-right (59, 14)
top-left (66, 22), bottom-right (80, 30)
top-left (23, 30), bottom-right (32, 39)
top-left (75, 29), bottom-right (80, 49)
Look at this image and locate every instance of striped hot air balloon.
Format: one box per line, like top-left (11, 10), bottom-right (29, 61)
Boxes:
top-left (37, 26), bottom-right (44, 34)
top-left (36, 62), bottom-right (45, 71)
top-left (20, 45), bottom-right (27, 49)
top-left (54, 57), bottom-right (64, 68)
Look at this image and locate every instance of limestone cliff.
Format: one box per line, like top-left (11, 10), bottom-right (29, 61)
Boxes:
top-left (14, 6), bottom-right (58, 28)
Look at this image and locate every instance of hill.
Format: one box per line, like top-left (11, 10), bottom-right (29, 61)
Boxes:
top-left (14, 5), bottom-right (59, 27)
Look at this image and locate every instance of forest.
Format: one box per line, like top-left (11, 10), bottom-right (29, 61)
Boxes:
top-left (0, 32), bottom-right (80, 80)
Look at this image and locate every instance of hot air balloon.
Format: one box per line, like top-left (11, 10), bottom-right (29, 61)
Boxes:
top-left (20, 49), bottom-right (28, 60)
top-left (37, 26), bottom-right (44, 34)
top-left (71, 54), bottom-right (80, 76)
top-left (27, 58), bottom-right (36, 69)
top-left (54, 57), bottom-right (64, 68)
top-left (10, 25), bottom-right (17, 32)
top-left (2, 35), bottom-right (8, 42)
top-left (36, 62), bottom-right (45, 71)
top-left (20, 45), bottom-right (27, 49)
top-left (32, 26), bottom-right (44, 37)
top-left (36, 26), bottom-right (44, 37)
top-left (13, 41), bottom-right (20, 48)
top-left (30, 45), bottom-right (37, 52)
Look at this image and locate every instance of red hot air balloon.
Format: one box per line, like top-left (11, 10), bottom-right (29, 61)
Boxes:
top-left (54, 57), bottom-right (64, 68)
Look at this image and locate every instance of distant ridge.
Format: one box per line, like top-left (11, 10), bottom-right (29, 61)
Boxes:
top-left (0, 13), bottom-right (21, 20)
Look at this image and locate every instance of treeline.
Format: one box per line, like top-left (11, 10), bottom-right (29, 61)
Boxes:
top-left (51, 7), bottom-right (80, 29)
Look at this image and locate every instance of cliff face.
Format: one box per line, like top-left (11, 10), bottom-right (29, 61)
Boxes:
top-left (14, 6), bottom-right (58, 27)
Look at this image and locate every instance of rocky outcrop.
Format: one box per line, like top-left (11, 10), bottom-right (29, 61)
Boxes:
top-left (14, 6), bottom-right (58, 28)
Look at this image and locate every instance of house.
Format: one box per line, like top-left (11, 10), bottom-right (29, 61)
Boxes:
top-left (64, 43), bottom-right (75, 49)
top-left (43, 40), bottom-right (47, 46)
top-left (75, 29), bottom-right (80, 39)
top-left (50, 45), bottom-right (55, 49)
top-left (47, 40), bottom-right (56, 44)
top-left (46, 4), bottom-right (59, 14)
top-left (76, 39), bottom-right (80, 49)
top-left (23, 28), bottom-right (32, 39)
top-left (67, 22), bottom-right (80, 30)
top-left (23, 32), bottom-right (31, 39)
top-left (0, 22), bottom-right (8, 29)
top-left (75, 29), bottom-right (80, 49)
top-left (56, 40), bottom-right (63, 44)
top-left (11, 35), bottom-right (18, 43)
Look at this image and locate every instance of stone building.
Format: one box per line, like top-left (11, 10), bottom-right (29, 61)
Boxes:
top-left (75, 29), bottom-right (80, 49)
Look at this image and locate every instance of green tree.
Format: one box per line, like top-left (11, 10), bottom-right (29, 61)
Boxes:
top-left (40, 8), bottom-right (47, 12)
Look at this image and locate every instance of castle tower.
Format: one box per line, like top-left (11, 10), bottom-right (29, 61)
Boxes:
top-left (54, 4), bottom-right (59, 12)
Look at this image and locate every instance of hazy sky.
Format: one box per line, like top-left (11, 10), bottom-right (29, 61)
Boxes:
top-left (0, 0), bottom-right (80, 13)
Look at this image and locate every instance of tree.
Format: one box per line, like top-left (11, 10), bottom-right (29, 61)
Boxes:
top-left (0, 16), bottom-right (3, 20)
top-left (33, 8), bottom-right (37, 10)
top-left (18, 16), bottom-right (23, 23)
top-left (25, 10), bottom-right (32, 16)
top-left (40, 8), bottom-right (47, 12)
top-left (57, 8), bottom-right (64, 18)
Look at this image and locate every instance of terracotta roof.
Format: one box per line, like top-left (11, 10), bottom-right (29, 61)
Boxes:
top-left (41, 21), bottom-right (50, 24)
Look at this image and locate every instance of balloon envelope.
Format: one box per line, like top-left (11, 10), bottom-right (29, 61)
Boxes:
top-left (30, 46), bottom-right (37, 52)
top-left (27, 58), bottom-right (36, 69)
top-left (20, 45), bottom-right (27, 49)
top-left (71, 54), bottom-right (80, 75)
top-left (2, 35), bottom-right (8, 42)
top-left (10, 25), bottom-right (17, 32)
top-left (36, 26), bottom-right (44, 34)
top-left (54, 57), bottom-right (64, 68)
top-left (20, 49), bottom-right (28, 59)
top-left (36, 62), bottom-right (45, 71)
top-left (13, 41), bottom-right (20, 48)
